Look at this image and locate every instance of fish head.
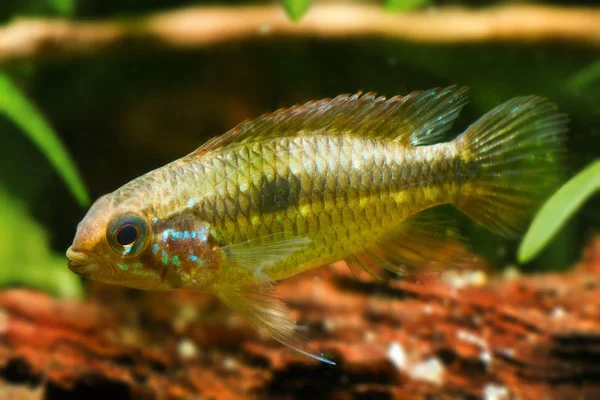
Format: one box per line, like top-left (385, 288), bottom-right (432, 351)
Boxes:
top-left (66, 193), bottom-right (173, 291)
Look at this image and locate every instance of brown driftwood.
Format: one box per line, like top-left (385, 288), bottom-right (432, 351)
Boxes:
top-left (0, 4), bottom-right (600, 64)
top-left (1, 236), bottom-right (600, 399)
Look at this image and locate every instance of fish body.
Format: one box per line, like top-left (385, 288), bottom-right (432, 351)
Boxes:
top-left (67, 86), bottom-right (567, 364)
top-left (122, 135), bottom-right (461, 284)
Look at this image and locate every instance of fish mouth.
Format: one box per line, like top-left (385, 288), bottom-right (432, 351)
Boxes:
top-left (66, 247), bottom-right (98, 275)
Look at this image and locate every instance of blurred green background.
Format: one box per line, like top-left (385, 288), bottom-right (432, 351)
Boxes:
top-left (0, 0), bottom-right (598, 297)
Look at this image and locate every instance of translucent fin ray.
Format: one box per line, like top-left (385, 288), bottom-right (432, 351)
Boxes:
top-left (187, 86), bottom-right (469, 156)
top-left (223, 233), bottom-right (312, 282)
top-left (455, 96), bottom-right (568, 237)
top-left (344, 254), bottom-right (386, 280)
top-left (217, 284), bottom-right (335, 365)
top-left (348, 208), bottom-right (472, 276)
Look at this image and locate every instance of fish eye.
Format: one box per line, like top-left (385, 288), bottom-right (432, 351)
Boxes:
top-left (107, 213), bottom-right (150, 257)
top-left (116, 224), bottom-right (139, 247)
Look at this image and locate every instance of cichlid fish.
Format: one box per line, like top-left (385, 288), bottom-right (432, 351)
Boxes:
top-left (66, 86), bottom-right (566, 364)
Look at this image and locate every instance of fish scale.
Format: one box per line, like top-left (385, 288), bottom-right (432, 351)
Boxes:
top-left (186, 135), bottom-right (457, 280)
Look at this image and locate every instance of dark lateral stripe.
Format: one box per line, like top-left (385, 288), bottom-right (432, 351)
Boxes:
top-left (258, 174), bottom-right (302, 213)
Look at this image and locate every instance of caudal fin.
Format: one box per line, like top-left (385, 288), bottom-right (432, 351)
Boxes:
top-left (455, 96), bottom-right (568, 237)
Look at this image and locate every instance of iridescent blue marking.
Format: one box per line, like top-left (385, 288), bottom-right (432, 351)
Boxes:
top-left (188, 199), bottom-right (196, 207)
top-left (152, 244), bottom-right (159, 254)
top-left (172, 255), bottom-right (180, 266)
top-left (198, 227), bottom-right (208, 242)
top-left (162, 228), bottom-right (208, 243)
top-left (161, 250), bottom-right (169, 265)
top-left (188, 254), bottom-right (205, 267)
top-left (153, 217), bottom-right (159, 223)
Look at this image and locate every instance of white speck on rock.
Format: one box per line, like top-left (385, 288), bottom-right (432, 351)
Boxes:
top-left (457, 330), bottom-right (492, 368)
top-left (457, 329), bottom-right (486, 348)
top-left (387, 341), bottom-right (407, 370)
top-left (177, 338), bottom-right (198, 360)
top-left (410, 357), bottom-right (445, 385)
top-left (442, 269), bottom-right (487, 288)
top-left (483, 383), bottom-right (509, 400)
top-left (388, 341), bottom-right (446, 385)
top-left (500, 348), bottom-right (515, 359)
top-left (480, 350), bottom-right (492, 367)
top-left (552, 306), bottom-right (566, 319)
top-left (223, 356), bottom-right (238, 371)
top-left (323, 318), bottom-right (336, 333)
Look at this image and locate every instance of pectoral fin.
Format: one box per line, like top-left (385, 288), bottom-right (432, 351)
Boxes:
top-left (216, 284), bottom-right (335, 365)
top-left (222, 233), bottom-right (312, 282)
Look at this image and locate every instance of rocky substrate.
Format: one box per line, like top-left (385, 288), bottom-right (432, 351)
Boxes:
top-left (1, 236), bottom-right (600, 400)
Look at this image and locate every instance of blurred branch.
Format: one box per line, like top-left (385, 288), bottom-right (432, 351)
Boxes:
top-left (0, 4), bottom-right (599, 63)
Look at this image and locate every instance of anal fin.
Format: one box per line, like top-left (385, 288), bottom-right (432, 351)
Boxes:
top-left (216, 284), bottom-right (335, 365)
top-left (345, 254), bottom-right (385, 280)
top-left (348, 208), bottom-right (473, 277)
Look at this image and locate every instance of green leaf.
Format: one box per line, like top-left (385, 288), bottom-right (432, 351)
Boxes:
top-left (567, 58), bottom-right (600, 94)
top-left (0, 73), bottom-right (89, 206)
top-left (281, 0), bottom-right (311, 22)
top-left (48, 0), bottom-right (76, 16)
top-left (518, 160), bottom-right (600, 263)
top-left (385, 0), bottom-right (432, 12)
top-left (0, 184), bottom-right (83, 298)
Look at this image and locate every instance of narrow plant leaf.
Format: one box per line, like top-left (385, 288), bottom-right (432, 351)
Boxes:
top-left (385, 0), bottom-right (432, 12)
top-left (281, 0), bottom-right (311, 21)
top-left (48, 0), bottom-right (76, 16)
top-left (0, 185), bottom-right (83, 298)
top-left (0, 73), bottom-right (89, 206)
top-left (567, 58), bottom-right (600, 93)
top-left (518, 160), bottom-right (600, 263)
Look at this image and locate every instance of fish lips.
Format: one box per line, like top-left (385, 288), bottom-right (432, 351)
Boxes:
top-left (66, 247), bottom-right (99, 276)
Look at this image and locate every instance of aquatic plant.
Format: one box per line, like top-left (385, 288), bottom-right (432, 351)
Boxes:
top-left (281, 0), bottom-right (433, 20)
top-left (0, 72), bottom-right (87, 297)
top-left (519, 160), bottom-right (600, 263)
top-left (281, 0), bottom-right (311, 21)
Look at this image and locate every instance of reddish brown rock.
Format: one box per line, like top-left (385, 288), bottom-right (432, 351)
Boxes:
top-left (1, 236), bottom-right (600, 399)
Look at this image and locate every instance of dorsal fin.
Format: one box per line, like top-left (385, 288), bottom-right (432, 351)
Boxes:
top-left (187, 86), bottom-right (470, 157)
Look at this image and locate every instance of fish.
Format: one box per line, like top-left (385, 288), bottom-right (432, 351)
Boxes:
top-left (66, 86), bottom-right (567, 365)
